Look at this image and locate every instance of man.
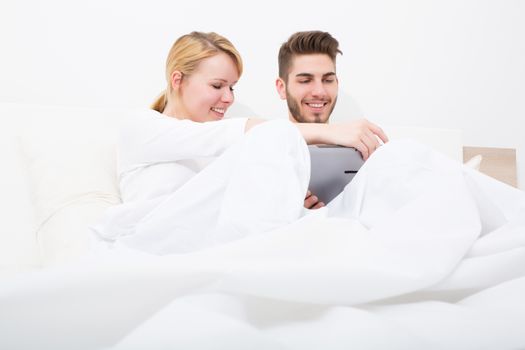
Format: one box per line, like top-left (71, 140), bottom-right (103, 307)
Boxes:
top-left (276, 31), bottom-right (388, 208)
top-left (276, 30), bottom-right (341, 124)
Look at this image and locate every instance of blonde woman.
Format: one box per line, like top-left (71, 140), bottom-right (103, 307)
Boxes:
top-left (91, 31), bottom-right (387, 254)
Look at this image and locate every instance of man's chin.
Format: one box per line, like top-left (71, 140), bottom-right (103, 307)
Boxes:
top-left (288, 106), bottom-right (330, 123)
top-left (302, 113), bottom-right (329, 124)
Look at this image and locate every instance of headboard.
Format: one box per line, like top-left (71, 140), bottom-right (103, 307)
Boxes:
top-left (464, 146), bottom-right (517, 188)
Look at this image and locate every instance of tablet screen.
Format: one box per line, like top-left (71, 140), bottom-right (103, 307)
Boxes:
top-left (308, 145), bottom-right (364, 204)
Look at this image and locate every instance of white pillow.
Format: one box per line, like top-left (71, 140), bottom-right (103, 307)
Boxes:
top-left (0, 103), bottom-right (40, 273)
top-left (17, 105), bottom-right (134, 265)
top-left (383, 126), bottom-right (463, 162)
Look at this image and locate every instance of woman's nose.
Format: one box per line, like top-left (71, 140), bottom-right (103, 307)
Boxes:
top-left (222, 88), bottom-right (234, 103)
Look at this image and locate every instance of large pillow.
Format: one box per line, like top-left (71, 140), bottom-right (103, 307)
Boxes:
top-left (383, 126), bottom-right (463, 162)
top-left (17, 104), bottom-right (135, 265)
top-left (0, 103), bottom-right (40, 273)
top-left (383, 126), bottom-right (484, 170)
top-left (15, 102), bottom-right (257, 266)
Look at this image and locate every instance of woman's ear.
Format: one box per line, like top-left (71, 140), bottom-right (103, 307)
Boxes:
top-left (170, 71), bottom-right (184, 91)
top-left (275, 78), bottom-right (287, 100)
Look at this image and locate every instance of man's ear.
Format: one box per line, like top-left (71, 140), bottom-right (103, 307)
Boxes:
top-left (275, 78), bottom-right (287, 100)
top-left (170, 71), bottom-right (184, 91)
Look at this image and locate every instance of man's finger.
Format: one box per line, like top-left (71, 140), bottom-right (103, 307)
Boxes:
top-left (364, 131), bottom-right (380, 154)
top-left (313, 202), bottom-right (325, 209)
top-left (356, 140), bottom-right (369, 160)
top-left (304, 195), bottom-right (319, 209)
top-left (370, 123), bottom-right (389, 143)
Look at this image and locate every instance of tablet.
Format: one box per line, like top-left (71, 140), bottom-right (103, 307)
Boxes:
top-left (308, 145), bottom-right (364, 204)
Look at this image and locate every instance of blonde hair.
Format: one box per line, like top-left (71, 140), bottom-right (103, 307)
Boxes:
top-left (151, 32), bottom-right (243, 112)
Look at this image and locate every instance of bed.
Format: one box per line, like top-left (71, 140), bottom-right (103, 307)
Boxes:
top-left (1, 102), bottom-right (524, 349)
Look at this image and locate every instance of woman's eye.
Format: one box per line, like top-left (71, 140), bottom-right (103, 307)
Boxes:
top-left (212, 85), bottom-right (221, 89)
top-left (229, 86), bottom-right (235, 92)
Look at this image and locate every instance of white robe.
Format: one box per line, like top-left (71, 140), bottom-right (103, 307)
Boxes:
top-left (91, 111), bottom-right (310, 254)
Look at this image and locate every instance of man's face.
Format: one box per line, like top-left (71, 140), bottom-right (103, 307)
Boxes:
top-left (277, 54), bottom-right (338, 123)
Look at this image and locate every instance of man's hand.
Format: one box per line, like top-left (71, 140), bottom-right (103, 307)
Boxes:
top-left (326, 118), bottom-right (388, 160)
top-left (304, 190), bottom-right (325, 209)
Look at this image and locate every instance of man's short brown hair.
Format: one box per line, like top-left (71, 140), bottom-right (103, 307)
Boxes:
top-left (278, 31), bottom-right (342, 82)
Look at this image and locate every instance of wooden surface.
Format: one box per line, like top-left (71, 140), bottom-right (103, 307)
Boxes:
top-left (463, 146), bottom-right (517, 187)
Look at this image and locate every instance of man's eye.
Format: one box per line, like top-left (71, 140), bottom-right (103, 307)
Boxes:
top-left (298, 80), bottom-right (310, 84)
top-left (212, 85), bottom-right (221, 89)
top-left (324, 79), bottom-right (335, 83)
top-left (229, 86), bottom-right (235, 92)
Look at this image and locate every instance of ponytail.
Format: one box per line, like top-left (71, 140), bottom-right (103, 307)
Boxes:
top-left (151, 91), bottom-right (167, 112)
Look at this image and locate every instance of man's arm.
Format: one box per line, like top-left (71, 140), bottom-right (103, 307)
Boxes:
top-left (246, 117), bottom-right (388, 160)
top-left (295, 118), bottom-right (388, 160)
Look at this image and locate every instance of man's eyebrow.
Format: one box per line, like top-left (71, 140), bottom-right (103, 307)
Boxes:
top-left (295, 72), bottom-right (336, 78)
top-left (295, 73), bottom-right (314, 78)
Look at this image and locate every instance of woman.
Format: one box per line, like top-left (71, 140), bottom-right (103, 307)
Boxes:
top-left (92, 31), bottom-right (388, 254)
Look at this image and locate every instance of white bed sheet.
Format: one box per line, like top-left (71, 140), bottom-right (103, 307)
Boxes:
top-left (1, 140), bottom-right (524, 350)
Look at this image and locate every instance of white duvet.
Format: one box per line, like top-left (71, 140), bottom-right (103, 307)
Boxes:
top-left (1, 140), bottom-right (525, 350)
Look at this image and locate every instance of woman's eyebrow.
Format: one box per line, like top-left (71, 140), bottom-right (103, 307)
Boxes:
top-left (211, 78), bottom-right (238, 84)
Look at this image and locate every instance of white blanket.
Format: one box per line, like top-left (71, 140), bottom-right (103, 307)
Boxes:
top-left (1, 140), bottom-right (525, 349)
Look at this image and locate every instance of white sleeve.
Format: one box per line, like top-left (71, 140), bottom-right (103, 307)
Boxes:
top-left (118, 110), bottom-right (248, 174)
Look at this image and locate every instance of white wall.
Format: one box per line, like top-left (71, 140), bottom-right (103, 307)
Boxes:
top-left (1, 0), bottom-right (524, 188)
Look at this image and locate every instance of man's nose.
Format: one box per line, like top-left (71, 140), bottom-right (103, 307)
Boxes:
top-left (311, 80), bottom-right (327, 97)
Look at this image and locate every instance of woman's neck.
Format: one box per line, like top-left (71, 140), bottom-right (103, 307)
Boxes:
top-left (162, 100), bottom-right (188, 120)
top-left (162, 102), bottom-right (178, 119)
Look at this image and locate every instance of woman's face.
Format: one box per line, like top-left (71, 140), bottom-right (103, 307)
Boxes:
top-left (177, 52), bottom-right (239, 122)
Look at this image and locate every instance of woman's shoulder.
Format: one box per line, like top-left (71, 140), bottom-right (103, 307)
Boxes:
top-left (118, 109), bottom-right (203, 144)
top-left (120, 109), bottom-right (175, 131)
top-left (117, 109), bottom-right (163, 141)
top-left (119, 110), bottom-right (249, 141)
top-left (125, 108), bottom-right (165, 124)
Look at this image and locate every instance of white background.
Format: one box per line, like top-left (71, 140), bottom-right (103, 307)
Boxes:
top-left (1, 0), bottom-right (524, 188)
